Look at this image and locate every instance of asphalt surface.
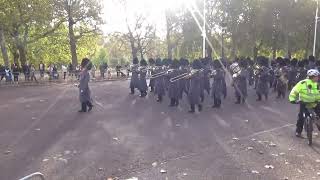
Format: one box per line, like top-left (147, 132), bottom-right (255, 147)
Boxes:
top-left (1, 80), bottom-right (320, 180)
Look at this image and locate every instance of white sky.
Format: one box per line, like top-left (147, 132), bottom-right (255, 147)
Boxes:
top-left (101, 0), bottom-right (191, 36)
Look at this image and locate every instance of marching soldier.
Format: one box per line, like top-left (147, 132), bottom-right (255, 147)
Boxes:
top-left (274, 58), bottom-right (288, 99)
top-left (78, 58), bottom-right (94, 113)
top-left (256, 56), bottom-right (270, 101)
top-left (167, 59), bottom-right (181, 107)
top-left (178, 58), bottom-right (189, 99)
top-left (154, 58), bottom-right (166, 102)
top-left (211, 60), bottom-right (225, 108)
top-left (148, 58), bottom-right (156, 92)
top-left (129, 57), bottom-right (139, 95)
top-left (138, 59), bottom-right (148, 97)
top-left (296, 60), bottom-right (307, 82)
top-left (188, 59), bottom-right (203, 113)
top-left (247, 58), bottom-right (254, 86)
top-left (232, 59), bottom-right (248, 104)
top-left (202, 58), bottom-right (211, 95)
top-left (287, 58), bottom-right (298, 90)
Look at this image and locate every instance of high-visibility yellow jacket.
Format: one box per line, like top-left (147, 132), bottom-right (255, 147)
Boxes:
top-left (289, 79), bottom-right (320, 108)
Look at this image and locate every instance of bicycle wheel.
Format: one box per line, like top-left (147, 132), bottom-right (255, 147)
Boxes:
top-left (305, 117), bottom-right (313, 146)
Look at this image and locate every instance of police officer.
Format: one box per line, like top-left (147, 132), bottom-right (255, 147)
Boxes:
top-left (289, 69), bottom-right (320, 137)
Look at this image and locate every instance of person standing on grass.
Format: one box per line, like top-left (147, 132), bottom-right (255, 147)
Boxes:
top-left (78, 58), bottom-right (94, 113)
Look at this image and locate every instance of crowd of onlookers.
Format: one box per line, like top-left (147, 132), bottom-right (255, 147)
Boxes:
top-left (0, 61), bottom-right (128, 84)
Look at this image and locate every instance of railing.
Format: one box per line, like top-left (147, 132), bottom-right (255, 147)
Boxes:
top-left (19, 172), bottom-right (45, 180)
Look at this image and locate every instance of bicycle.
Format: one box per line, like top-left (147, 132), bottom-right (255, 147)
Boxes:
top-left (300, 102), bottom-right (320, 146)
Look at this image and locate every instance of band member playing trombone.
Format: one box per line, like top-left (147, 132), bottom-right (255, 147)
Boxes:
top-left (129, 57), bottom-right (139, 95)
top-left (256, 56), bottom-right (270, 101)
top-left (138, 59), bottom-right (148, 97)
top-left (168, 59), bottom-right (181, 107)
top-left (211, 60), bottom-right (225, 108)
top-left (153, 58), bottom-right (166, 102)
top-left (188, 59), bottom-right (203, 113)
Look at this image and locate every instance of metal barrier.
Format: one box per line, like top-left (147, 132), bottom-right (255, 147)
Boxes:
top-left (19, 172), bottom-right (45, 180)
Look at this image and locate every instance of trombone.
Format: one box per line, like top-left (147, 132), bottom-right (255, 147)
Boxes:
top-left (169, 69), bottom-right (203, 83)
top-left (150, 68), bottom-right (174, 79)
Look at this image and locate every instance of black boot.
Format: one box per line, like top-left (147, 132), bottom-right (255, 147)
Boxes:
top-left (87, 101), bottom-right (93, 112)
top-left (150, 86), bottom-right (154, 92)
top-left (189, 104), bottom-right (195, 113)
top-left (241, 98), bottom-right (246, 104)
top-left (198, 104), bottom-right (203, 112)
top-left (256, 94), bottom-right (262, 101)
top-left (235, 96), bottom-right (241, 104)
top-left (130, 88), bottom-right (134, 94)
top-left (157, 95), bottom-right (162, 102)
top-left (169, 98), bottom-right (175, 107)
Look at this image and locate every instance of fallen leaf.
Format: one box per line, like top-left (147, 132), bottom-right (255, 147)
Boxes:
top-left (32, 117), bottom-right (37, 120)
top-left (316, 159), bottom-right (320, 163)
top-left (64, 150), bottom-right (71, 155)
top-left (264, 165), bottom-right (274, 169)
top-left (271, 153), bottom-right (279, 157)
top-left (98, 168), bottom-right (103, 171)
top-left (244, 120), bottom-right (249, 123)
top-left (283, 177), bottom-right (289, 180)
top-left (126, 178), bottom-right (138, 180)
top-left (297, 169), bottom-right (303, 174)
top-left (113, 137), bottom-right (119, 141)
top-left (259, 151), bottom-right (264, 155)
top-left (58, 157), bottom-right (68, 163)
top-left (251, 170), bottom-right (260, 174)
top-left (152, 162), bottom-right (158, 167)
top-left (232, 137), bottom-right (239, 141)
top-left (4, 150), bottom-right (11, 155)
top-left (160, 169), bottom-right (167, 173)
top-left (269, 142), bottom-right (277, 147)
top-left (285, 161), bottom-right (289, 165)
top-left (175, 124), bottom-right (181, 127)
top-left (183, 173), bottom-right (187, 176)
top-left (39, 99), bottom-right (45, 102)
top-left (279, 152), bottom-right (286, 156)
top-left (35, 128), bottom-right (41, 131)
top-left (317, 172), bottom-right (320, 176)
top-left (247, 147), bottom-right (254, 150)
top-left (251, 138), bottom-right (256, 141)
top-left (42, 159), bottom-right (49, 162)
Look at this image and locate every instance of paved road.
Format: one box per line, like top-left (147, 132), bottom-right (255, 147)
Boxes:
top-left (1, 81), bottom-right (320, 180)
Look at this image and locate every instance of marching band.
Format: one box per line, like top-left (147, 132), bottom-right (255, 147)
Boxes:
top-left (127, 56), bottom-right (318, 113)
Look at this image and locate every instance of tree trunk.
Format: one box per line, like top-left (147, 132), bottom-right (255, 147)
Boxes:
top-left (68, 20), bottom-right (78, 66)
top-left (253, 46), bottom-right (258, 61)
top-left (231, 34), bottom-right (236, 60)
top-left (0, 27), bottom-right (10, 68)
top-left (17, 44), bottom-right (27, 66)
top-left (272, 32), bottom-right (277, 60)
top-left (12, 50), bottom-right (19, 64)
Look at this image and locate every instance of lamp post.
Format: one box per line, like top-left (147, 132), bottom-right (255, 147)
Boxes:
top-left (313, 0), bottom-right (319, 56)
top-left (202, 0), bottom-right (206, 58)
top-left (220, 22), bottom-right (227, 60)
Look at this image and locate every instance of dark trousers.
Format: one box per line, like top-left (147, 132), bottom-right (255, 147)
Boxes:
top-left (256, 93), bottom-right (268, 101)
top-left (117, 71), bottom-right (120, 77)
top-left (63, 72), bottom-right (67, 80)
top-left (213, 94), bottom-right (221, 107)
top-left (81, 101), bottom-right (93, 112)
top-left (157, 95), bottom-right (162, 102)
top-left (31, 74), bottom-right (37, 82)
top-left (277, 90), bottom-right (286, 99)
top-left (170, 98), bottom-right (179, 106)
top-left (14, 75), bottom-right (18, 82)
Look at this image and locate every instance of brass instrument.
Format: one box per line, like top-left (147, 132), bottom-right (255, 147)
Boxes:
top-left (211, 69), bottom-right (217, 76)
top-left (150, 68), bottom-right (174, 79)
top-left (230, 62), bottom-right (242, 78)
top-left (169, 69), bottom-right (204, 83)
top-left (253, 64), bottom-right (262, 76)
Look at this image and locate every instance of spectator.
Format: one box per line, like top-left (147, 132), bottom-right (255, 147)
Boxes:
top-left (0, 64), bottom-right (5, 82)
top-left (68, 63), bottom-right (74, 77)
top-left (4, 67), bottom-right (13, 83)
top-left (99, 63), bottom-right (107, 79)
top-left (30, 64), bottom-right (38, 83)
top-left (39, 61), bottom-right (45, 78)
top-left (23, 63), bottom-right (30, 81)
top-left (91, 64), bottom-right (96, 79)
top-left (62, 64), bottom-right (68, 80)
top-left (12, 63), bottom-right (20, 82)
top-left (116, 64), bottom-right (122, 77)
top-left (53, 64), bottom-right (58, 79)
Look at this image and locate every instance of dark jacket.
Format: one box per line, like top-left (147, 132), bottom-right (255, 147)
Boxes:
top-left (188, 71), bottom-right (202, 105)
top-left (79, 70), bottom-right (91, 103)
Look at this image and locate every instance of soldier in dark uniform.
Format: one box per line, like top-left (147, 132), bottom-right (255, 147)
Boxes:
top-left (154, 58), bottom-right (166, 102)
top-left (188, 59), bottom-right (203, 113)
top-left (199, 59), bottom-right (205, 103)
top-left (129, 58), bottom-right (139, 94)
top-left (247, 58), bottom-right (254, 86)
top-left (232, 59), bottom-right (248, 104)
top-left (211, 60), bottom-right (225, 108)
top-left (308, 55), bottom-right (316, 69)
top-left (78, 58), bottom-right (93, 113)
top-left (287, 58), bottom-right (298, 90)
top-left (148, 58), bottom-right (156, 92)
top-left (274, 58), bottom-right (288, 99)
top-left (167, 59), bottom-right (181, 107)
top-left (202, 58), bottom-right (211, 95)
top-left (221, 59), bottom-right (228, 98)
top-left (296, 60), bottom-right (307, 82)
top-left (138, 59), bottom-right (148, 97)
top-left (256, 56), bottom-right (270, 101)
top-left (178, 58), bottom-right (189, 100)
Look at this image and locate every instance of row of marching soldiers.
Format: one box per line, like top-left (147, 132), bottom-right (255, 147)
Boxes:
top-left (128, 55), bottom-right (318, 113)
